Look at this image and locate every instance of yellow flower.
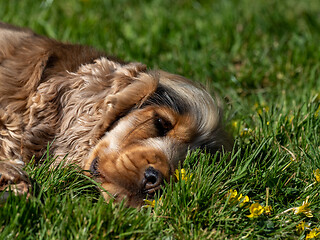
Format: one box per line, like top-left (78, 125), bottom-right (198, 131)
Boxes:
top-left (264, 187), bottom-right (272, 215)
top-left (239, 195), bottom-right (250, 207)
top-left (296, 221), bottom-right (306, 234)
top-left (227, 189), bottom-right (250, 207)
top-left (293, 196), bottom-right (313, 218)
top-left (285, 115), bottom-right (294, 124)
top-left (306, 228), bottom-right (320, 239)
top-left (289, 115), bottom-right (294, 124)
top-left (237, 193), bottom-right (243, 201)
top-left (264, 205), bottom-right (272, 215)
top-left (247, 203), bottom-right (264, 218)
top-left (314, 169), bottom-right (320, 183)
top-left (175, 168), bottom-right (193, 181)
top-left (240, 128), bottom-right (253, 137)
top-left (144, 197), bottom-right (162, 208)
top-left (253, 102), bottom-right (269, 115)
top-left (228, 189), bottom-right (238, 200)
top-left (144, 199), bottom-right (156, 208)
top-left (231, 120), bottom-right (239, 129)
top-left (296, 221), bottom-right (311, 234)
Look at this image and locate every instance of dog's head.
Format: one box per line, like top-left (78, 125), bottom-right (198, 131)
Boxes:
top-left (78, 59), bottom-right (232, 207)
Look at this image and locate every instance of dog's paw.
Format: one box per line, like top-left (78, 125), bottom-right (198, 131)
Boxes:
top-left (0, 161), bottom-right (31, 196)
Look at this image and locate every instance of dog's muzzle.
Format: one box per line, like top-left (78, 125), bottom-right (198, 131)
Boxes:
top-left (89, 157), bottom-right (164, 197)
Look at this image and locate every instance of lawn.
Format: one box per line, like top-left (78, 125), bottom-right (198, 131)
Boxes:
top-left (1, 0), bottom-right (320, 239)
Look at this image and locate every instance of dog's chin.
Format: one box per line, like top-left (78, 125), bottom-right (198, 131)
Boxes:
top-left (99, 181), bottom-right (151, 208)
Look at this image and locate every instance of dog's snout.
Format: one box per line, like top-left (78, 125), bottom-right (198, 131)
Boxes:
top-left (144, 167), bottom-right (159, 185)
top-left (143, 167), bottom-right (163, 194)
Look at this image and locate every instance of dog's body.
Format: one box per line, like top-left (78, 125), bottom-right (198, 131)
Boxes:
top-left (0, 22), bottom-right (232, 206)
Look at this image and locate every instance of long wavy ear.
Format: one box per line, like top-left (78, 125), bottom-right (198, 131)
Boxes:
top-left (53, 58), bottom-right (159, 163)
top-left (102, 65), bottom-right (159, 130)
top-left (75, 58), bottom-right (159, 133)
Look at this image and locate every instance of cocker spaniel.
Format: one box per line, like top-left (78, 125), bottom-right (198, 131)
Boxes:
top-left (0, 22), bottom-right (232, 207)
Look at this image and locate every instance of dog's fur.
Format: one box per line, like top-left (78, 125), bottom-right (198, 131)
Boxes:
top-left (0, 22), bottom-right (232, 207)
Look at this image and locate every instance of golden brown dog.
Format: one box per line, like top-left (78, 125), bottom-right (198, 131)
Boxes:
top-left (0, 22), bottom-right (232, 207)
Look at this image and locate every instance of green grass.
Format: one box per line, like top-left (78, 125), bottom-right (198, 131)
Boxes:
top-left (1, 0), bottom-right (320, 239)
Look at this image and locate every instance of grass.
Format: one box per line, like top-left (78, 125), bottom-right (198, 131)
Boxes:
top-left (1, 0), bottom-right (320, 239)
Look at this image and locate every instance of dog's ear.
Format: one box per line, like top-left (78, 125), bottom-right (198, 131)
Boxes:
top-left (23, 57), bottom-right (158, 162)
top-left (75, 58), bottom-right (159, 137)
top-left (102, 63), bottom-right (159, 130)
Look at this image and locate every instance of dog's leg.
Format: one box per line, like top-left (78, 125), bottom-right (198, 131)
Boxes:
top-left (0, 161), bottom-right (31, 201)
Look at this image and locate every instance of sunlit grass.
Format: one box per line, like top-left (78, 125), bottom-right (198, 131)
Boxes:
top-left (1, 0), bottom-right (320, 239)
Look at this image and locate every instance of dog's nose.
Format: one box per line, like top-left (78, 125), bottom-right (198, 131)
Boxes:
top-left (90, 157), bottom-right (99, 176)
top-left (143, 167), bottom-right (163, 194)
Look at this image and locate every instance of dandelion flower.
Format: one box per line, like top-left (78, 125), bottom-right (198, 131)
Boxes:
top-left (296, 221), bottom-right (310, 234)
top-left (144, 199), bottom-right (156, 208)
top-left (228, 189), bottom-right (238, 200)
top-left (314, 169), bottom-right (320, 183)
top-left (306, 228), bottom-right (320, 239)
top-left (264, 187), bottom-right (272, 215)
top-left (231, 120), bottom-right (239, 129)
top-left (292, 196), bottom-right (313, 218)
top-left (247, 203), bottom-right (264, 218)
top-left (144, 197), bottom-right (162, 208)
top-left (236, 193), bottom-right (243, 201)
top-left (289, 115), bottom-right (294, 124)
top-left (175, 168), bottom-right (193, 181)
top-left (296, 221), bottom-right (306, 234)
top-left (240, 128), bottom-right (253, 137)
top-left (253, 102), bottom-right (269, 115)
top-left (264, 205), bottom-right (272, 215)
top-left (227, 189), bottom-right (249, 207)
top-left (239, 195), bottom-right (250, 207)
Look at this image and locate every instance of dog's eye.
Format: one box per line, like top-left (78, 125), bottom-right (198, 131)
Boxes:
top-left (154, 116), bottom-right (172, 136)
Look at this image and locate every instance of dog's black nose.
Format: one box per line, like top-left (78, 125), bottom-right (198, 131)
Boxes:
top-left (143, 167), bottom-right (163, 194)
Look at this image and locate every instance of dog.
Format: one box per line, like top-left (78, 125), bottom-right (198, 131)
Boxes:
top-left (0, 22), bottom-right (232, 207)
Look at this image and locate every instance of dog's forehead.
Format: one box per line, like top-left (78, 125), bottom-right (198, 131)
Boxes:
top-left (152, 71), bottom-right (220, 129)
top-left (154, 71), bottom-right (224, 150)
top-left (141, 84), bottom-right (189, 114)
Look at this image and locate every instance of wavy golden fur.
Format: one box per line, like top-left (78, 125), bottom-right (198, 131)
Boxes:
top-left (0, 22), bottom-right (232, 207)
